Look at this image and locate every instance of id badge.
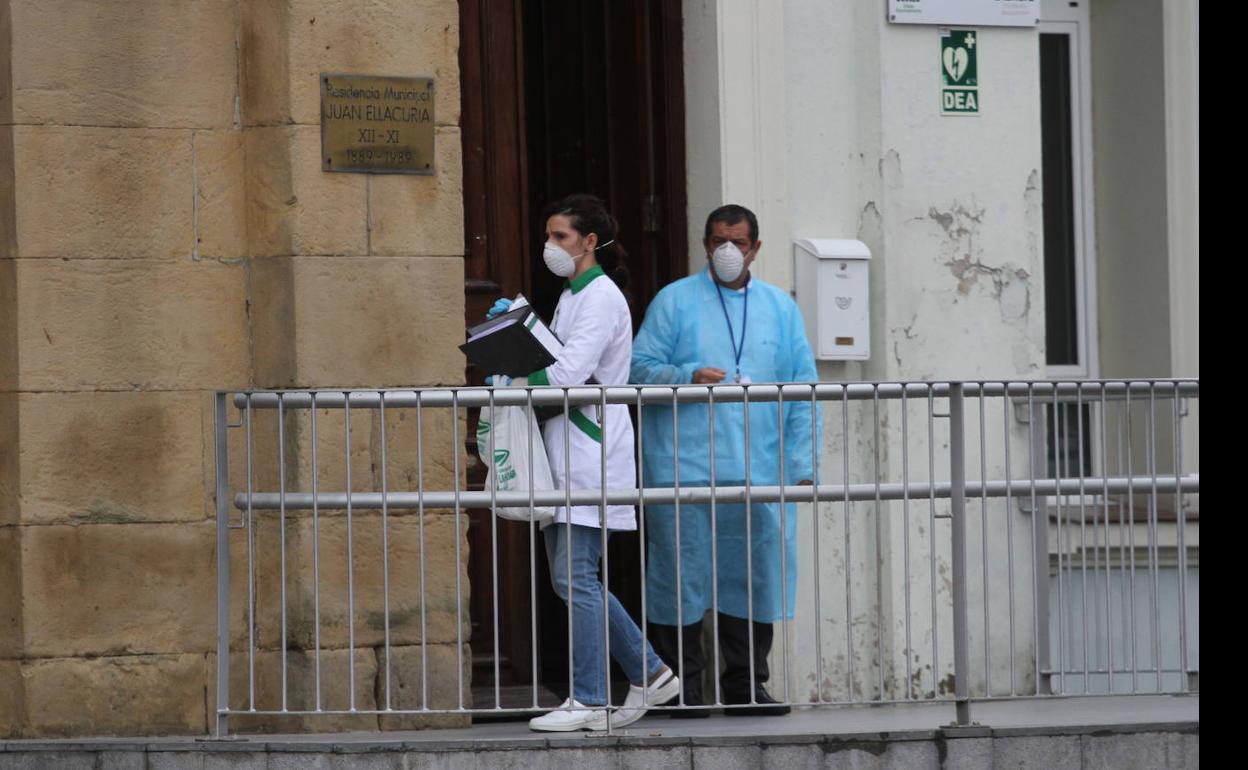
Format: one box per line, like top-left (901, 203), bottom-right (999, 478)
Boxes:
top-left (735, 373), bottom-right (752, 384)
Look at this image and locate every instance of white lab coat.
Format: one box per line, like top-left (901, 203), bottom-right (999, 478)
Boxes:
top-left (529, 266), bottom-right (637, 531)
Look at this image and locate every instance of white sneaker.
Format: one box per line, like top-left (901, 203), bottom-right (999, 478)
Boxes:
top-left (612, 667), bottom-right (681, 728)
top-left (528, 698), bottom-right (609, 732)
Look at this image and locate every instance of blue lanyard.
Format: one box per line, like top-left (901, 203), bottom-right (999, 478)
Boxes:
top-left (713, 273), bottom-right (748, 381)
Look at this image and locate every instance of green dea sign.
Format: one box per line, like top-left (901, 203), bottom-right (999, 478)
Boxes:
top-left (940, 29), bottom-right (979, 115)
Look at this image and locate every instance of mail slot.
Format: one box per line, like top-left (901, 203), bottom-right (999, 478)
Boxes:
top-left (793, 238), bottom-right (871, 361)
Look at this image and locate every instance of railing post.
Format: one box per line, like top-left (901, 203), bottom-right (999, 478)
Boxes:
top-left (949, 383), bottom-right (972, 726)
top-left (214, 392), bottom-right (231, 737)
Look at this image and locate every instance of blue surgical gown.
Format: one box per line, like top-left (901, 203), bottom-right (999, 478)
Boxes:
top-left (631, 267), bottom-right (820, 625)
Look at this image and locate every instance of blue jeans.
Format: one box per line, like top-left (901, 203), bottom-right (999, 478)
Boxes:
top-left (544, 523), bottom-right (665, 706)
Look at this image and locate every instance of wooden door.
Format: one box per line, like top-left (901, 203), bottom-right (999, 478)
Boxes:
top-left (460, 0), bottom-right (687, 710)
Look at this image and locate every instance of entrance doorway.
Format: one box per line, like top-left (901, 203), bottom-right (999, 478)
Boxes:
top-left (459, 0), bottom-right (688, 712)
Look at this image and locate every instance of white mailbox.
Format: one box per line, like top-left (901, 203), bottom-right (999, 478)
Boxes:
top-left (793, 238), bottom-right (871, 361)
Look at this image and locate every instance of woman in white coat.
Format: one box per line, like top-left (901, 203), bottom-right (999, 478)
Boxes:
top-left (489, 194), bottom-right (679, 731)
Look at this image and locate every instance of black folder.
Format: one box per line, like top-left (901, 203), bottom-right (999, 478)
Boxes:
top-left (460, 305), bottom-right (561, 378)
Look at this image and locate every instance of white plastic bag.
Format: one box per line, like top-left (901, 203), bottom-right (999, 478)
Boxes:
top-left (477, 380), bottom-right (557, 523)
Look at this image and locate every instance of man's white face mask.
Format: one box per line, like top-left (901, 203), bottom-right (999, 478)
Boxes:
top-left (711, 241), bottom-right (745, 283)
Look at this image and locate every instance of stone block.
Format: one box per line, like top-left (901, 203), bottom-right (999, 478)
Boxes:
top-left (328, 754), bottom-right (406, 770)
top-left (218, 647), bottom-right (380, 733)
top-left (759, 744), bottom-right (823, 770)
top-left (1082, 731), bottom-right (1185, 770)
top-left (21, 653), bottom-right (207, 737)
top-left (0, 528), bottom-right (21, 657)
top-left (619, 747), bottom-right (695, 770)
top-left (196, 130), bottom-right (248, 260)
top-left (992, 735), bottom-right (1081, 770)
top-left (9, 0), bottom-right (237, 128)
top-left (17, 391), bottom-right (207, 525)
top-left (12, 259), bottom-right (250, 391)
top-left (693, 745), bottom-right (763, 770)
top-left (0, 128), bottom-right (15, 259)
top-left (0, 753), bottom-right (97, 770)
top-left (251, 256), bottom-right (465, 389)
top-left (242, 0), bottom-right (460, 128)
top-left (940, 737), bottom-right (991, 770)
top-left (0, 392), bottom-right (16, 525)
top-left (13, 126), bottom-right (193, 259)
top-left (260, 401), bottom-right (464, 500)
top-left (21, 523), bottom-right (215, 657)
top-left (282, 514), bottom-right (469, 651)
top-left (377, 643), bottom-right (472, 729)
top-left (239, 0), bottom-right (290, 126)
top-left (244, 126), bottom-right (368, 258)
top-left (369, 128), bottom-right (464, 257)
top-left (0, 659), bottom-right (25, 738)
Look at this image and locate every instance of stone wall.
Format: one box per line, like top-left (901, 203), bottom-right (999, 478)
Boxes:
top-left (0, 0), bottom-right (467, 737)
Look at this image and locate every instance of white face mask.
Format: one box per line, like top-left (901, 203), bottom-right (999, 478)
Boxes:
top-left (543, 238), bottom-right (616, 278)
top-left (543, 242), bottom-right (585, 277)
top-left (711, 242), bottom-right (745, 283)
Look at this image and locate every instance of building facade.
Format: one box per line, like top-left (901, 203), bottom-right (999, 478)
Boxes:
top-left (0, 0), bottom-right (1197, 737)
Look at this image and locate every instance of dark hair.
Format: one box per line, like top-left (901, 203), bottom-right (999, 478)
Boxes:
top-left (542, 193), bottom-right (631, 292)
top-left (703, 204), bottom-right (759, 244)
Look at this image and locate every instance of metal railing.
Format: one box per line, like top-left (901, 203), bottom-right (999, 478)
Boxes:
top-left (212, 379), bottom-right (1199, 735)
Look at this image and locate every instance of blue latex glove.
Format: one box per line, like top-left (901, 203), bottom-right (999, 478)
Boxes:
top-left (486, 297), bottom-right (513, 320)
top-left (483, 374), bottom-right (512, 386)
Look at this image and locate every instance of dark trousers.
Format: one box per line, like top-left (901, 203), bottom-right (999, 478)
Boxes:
top-left (649, 613), bottom-right (773, 704)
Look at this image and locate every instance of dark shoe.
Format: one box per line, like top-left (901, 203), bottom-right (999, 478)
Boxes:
top-left (723, 686), bottom-right (790, 717)
top-left (663, 689), bottom-right (711, 719)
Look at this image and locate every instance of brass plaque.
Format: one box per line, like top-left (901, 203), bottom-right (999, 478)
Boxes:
top-left (321, 73), bottom-right (435, 174)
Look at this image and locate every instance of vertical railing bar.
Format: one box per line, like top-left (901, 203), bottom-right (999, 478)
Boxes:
top-left (927, 387), bottom-right (938, 699)
top-left (600, 387), bottom-right (612, 731)
top-left (673, 389), bottom-right (683, 703)
top-left (278, 393), bottom-right (288, 713)
top-left (1173, 387), bottom-right (1189, 691)
top-left (311, 392), bottom-right (322, 710)
top-left (949, 383), bottom-right (971, 726)
top-left (452, 390), bottom-right (464, 710)
top-left (213, 393), bottom-right (232, 737)
top-left (1051, 385), bottom-right (1065, 694)
top-left (487, 387), bottom-right (501, 710)
top-left (811, 384), bottom-right (824, 703)
top-left (743, 384), bottom-right (756, 705)
top-left (979, 388), bottom-right (990, 696)
top-left (872, 385), bottom-right (884, 700)
top-left (1002, 387), bottom-right (1016, 696)
top-left (345, 394), bottom-right (356, 711)
top-left (380, 393), bottom-right (393, 711)
top-left (1126, 386), bottom-right (1138, 692)
top-left (709, 385), bottom-right (721, 707)
top-left (245, 394), bottom-right (256, 712)
top-left (564, 388), bottom-right (575, 706)
top-left (1076, 384), bottom-right (1089, 694)
top-left (1027, 386), bottom-right (1041, 695)
top-left (416, 391), bottom-right (429, 711)
top-left (844, 389), bottom-right (855, 701)
top-left (901, 386), bottom-right (913, 700)
top-left (1147, 383), bottom-right (1161, 690)
top-left (636, 387), bottom-right (650, 707)
top-left (528, 387), bottom-right (540, 709)
top-left (778, 385), bottom-right (790, 703)
top-left (1100, 383), bottom-right (1113, 693)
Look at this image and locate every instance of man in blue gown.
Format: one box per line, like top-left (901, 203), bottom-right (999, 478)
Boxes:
top-left (631, 204), bottom-right (820, 716)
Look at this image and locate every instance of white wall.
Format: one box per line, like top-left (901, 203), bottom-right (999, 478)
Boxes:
top-left (683, 0), bottom-right (1047, 702)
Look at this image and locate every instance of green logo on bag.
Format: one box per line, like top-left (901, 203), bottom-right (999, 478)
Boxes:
top-left (477, 420), bottom-right (490, 436)
top-left (494, 449), bottom-right (510, 466)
